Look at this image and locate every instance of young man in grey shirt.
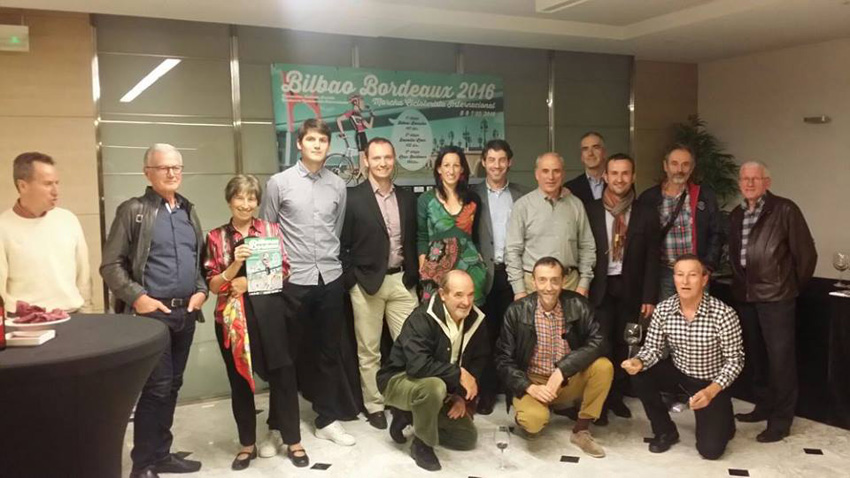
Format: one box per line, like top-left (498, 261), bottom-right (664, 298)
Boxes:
top-left (261, 118), bottom-right (359, 449)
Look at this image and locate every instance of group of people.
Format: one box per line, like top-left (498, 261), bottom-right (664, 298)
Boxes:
top-left (0, 121), bottom-right (817, 476)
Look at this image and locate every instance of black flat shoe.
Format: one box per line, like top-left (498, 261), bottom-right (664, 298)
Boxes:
top-left (389, 407), bottom-right (413, 444)
top-left (410, 436), bottom-right (441, 471)
top-left (152, 453), bottom-right (202, 474)
top-left (476, 394), bottom-right (496, 415)
top-left (648, 431), bottom-right (680, 453)
top-left (756, 428), bottom-right (789, 443)
top-left (366, 411), bottom-right (388, 430)
top-left (231, 446), bottom-right (257, 471)
top-left (287, 445), bottom-right (310, 468)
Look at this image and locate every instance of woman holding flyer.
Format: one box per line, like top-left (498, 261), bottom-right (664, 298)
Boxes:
top-left (203, 175), bottom-right (310, 470)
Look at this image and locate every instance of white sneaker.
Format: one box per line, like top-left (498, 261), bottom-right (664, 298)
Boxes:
top-left (258, 429), bottom-right (283, 458)
top-left (315, 421), bottom-right (356, 446)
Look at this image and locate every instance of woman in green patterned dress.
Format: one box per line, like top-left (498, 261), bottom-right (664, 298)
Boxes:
top-left (417, 146), bottom-right (487, 305)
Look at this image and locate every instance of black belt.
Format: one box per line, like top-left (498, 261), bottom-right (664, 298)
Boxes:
top-left (494, 263), bottom-right (507, 271)
top-left (387, 267), bottom-right (403, 275)
top-left (153, 297), bottom-right (191, 308)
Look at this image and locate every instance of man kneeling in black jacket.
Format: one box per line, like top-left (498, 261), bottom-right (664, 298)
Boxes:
top-left (377, 270), bottom-right (489, 471)
top-left (495, 257), bottom-right (612, 458)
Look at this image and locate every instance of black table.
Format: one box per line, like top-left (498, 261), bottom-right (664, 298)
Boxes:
top-left (0, 314), bottom-right (168, 478)
top-left (828, 294), bottom-right (850, 429)
top-left (714, 278), bottom-right (850, 430)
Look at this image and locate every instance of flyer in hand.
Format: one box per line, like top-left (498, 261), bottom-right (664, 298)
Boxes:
top-left (244, 237), bottom-right (284, 295)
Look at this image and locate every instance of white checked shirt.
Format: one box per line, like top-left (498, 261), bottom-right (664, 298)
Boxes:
top-left (635, 293), bottom-right (744, 389)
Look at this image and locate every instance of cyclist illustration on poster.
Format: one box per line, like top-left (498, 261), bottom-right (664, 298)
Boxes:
top-left (336, 94), bottom-right (374, 180)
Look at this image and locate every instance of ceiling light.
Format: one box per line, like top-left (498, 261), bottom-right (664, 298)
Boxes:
top-left (536, 0), bottom-right (593, 14)
top-left (119, 59), bottom-right (181, 103)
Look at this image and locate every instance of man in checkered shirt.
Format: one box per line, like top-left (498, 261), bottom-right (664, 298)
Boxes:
top-left (496, 257), bottom-right (612, 458)
top-left (622, 254), bottom-right (743, 460)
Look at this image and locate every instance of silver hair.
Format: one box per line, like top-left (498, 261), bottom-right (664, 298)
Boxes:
top-left (143, 143), bottom-right (183, 167)
top-left (535, 152), bottom-right (565, 169)
top-left (739, 160), bottom-right (771, 178)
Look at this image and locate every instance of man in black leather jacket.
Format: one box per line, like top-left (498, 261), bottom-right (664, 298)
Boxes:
top-left (377, 270), bottom-right (489, 471)
top-left (495, 257), bottom-right (612, 458)
top-left (101, 144), bottom-right (207, 478)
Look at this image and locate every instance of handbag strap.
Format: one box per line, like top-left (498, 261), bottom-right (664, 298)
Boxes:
top-left (660, 189), bottom-right (689, 237)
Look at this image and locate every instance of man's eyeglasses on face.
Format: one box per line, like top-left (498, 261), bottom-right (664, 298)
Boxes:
top-left (146, 165), bottom-right (184, 174)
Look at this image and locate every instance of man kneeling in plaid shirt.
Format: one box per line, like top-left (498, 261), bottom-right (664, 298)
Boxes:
top-left (622, 254), bottom-right (744, 460)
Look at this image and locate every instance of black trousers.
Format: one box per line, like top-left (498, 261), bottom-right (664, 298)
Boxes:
top-left (131, 308), bottom-right (196, 470)
top-left (632, 359), bottom-right (734, 460)
top-left (738, 299), bottom-right (797, 432)
top-left (480, 265), bottom-right (513, 397)
top-left (594, 275), bottom-right (639, 406)
top-left (284, 276), bottom-right (360, 427)
top-left (215, 323), bottom-right (301, 446)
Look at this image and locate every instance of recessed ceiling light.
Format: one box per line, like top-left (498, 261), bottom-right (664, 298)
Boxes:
top-left (119, 59), bottom-right (181, 103)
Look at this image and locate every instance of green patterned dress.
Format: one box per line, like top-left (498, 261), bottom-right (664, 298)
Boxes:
top-left (417, 189), bottom-right (487, 305)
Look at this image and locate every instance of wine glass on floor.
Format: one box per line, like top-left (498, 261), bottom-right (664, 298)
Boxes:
top-left (494, 426), bottom-right (510, 470)
top-left (833, 252), bottom-right (849, 289)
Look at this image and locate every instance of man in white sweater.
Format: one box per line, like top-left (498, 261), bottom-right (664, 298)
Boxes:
top-left (0, 152), bottom-right (91, 313)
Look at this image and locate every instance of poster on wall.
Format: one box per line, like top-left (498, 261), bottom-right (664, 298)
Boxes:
top-left (270, 63), bottom-right (504, 184)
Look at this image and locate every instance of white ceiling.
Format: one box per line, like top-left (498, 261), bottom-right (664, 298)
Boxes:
top-left (3, 0), bottom-right (850, 62)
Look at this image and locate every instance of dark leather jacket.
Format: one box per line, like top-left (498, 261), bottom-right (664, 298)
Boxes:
top-left (100, 187), bottom-right (208, 317)
top-left (377, 295), bottom-right (489, 397)
top-left (495, 291), bottom-right (605, 399)
top-left (729, 191), bottom-right (817, 302)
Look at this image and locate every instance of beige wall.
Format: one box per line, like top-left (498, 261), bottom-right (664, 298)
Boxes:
top-left (632, 60), bottom-right (698, 193)
top-left (0, 9), bottom-right (103, 311)
top-left (699, 38), bottom-right (850, 278)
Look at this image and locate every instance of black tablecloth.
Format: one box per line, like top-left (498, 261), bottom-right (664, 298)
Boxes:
top-left (0, 314), bottom-right (168, 478)
top-left (828, 295), bottom-right (850, 428)
top-left (714, 278), bottom-right (850, 430)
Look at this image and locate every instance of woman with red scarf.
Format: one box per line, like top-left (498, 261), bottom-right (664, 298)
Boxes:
top-left (204, 175), bottom-right (308, 470)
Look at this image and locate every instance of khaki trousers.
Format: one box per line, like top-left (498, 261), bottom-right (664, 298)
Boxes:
top-left (350, 272), bottom-right (418, 414)
top-left (383, 373), bottom-right (477, 450)
top-left (513, 357), bottom-right (614, 434)
top-left (522, 268), bottom-right (580, 294)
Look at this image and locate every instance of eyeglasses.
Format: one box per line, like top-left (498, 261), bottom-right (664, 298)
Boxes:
top-left (145, 165), bottom-right (184, 174)
top-left (739, 177), bottom-right (765, 184)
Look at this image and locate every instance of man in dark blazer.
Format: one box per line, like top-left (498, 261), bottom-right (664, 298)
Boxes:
top-left (341, 137), bottom-right (419, 430)
top-left (470, 139), bottom-right (528, 414)
top-left (587, 153), bottom-right (660, 424)
top-left (565, 131), bottom-right (607, 205)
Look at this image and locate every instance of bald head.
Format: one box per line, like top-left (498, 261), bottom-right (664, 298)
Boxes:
top-left (535, 152), bottom-right (565, 198)
top-left (439, 270), bottom-right (476, 323)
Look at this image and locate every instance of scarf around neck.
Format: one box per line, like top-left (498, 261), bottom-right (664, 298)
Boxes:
top-left (602, 187), bottom-right (635, 262)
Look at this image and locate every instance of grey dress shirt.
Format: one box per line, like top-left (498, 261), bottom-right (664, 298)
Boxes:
top-left (260, 160), bottom-right (347, 286)
top-left (505, 188), bottom-right (596, 293)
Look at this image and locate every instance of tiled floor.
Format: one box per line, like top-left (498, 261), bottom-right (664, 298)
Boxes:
top-left (123, 394), bottom-right (850, 477)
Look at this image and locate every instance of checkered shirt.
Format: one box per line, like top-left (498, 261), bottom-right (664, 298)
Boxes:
top-left (527, 300), bottom-right (570, 377)
top-left (739, 195), bottom-right (765, 268)
top-left (659, 191), bottom-right (694, 266)
top-left (635, 293), bottom-right (744, 389)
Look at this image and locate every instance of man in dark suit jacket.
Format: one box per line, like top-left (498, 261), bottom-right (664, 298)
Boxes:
top-left (341, 137), bottom-right (419, 430)
top-left (587, 153), bottom-right (660, 423)
top-left (565, 131), bottom-right (607, 205)
top-left (470, 139), bottom-right (528, 414)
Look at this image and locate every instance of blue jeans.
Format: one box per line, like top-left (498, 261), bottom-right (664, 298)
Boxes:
top-left (131, 308), bottom-right (197, 470)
